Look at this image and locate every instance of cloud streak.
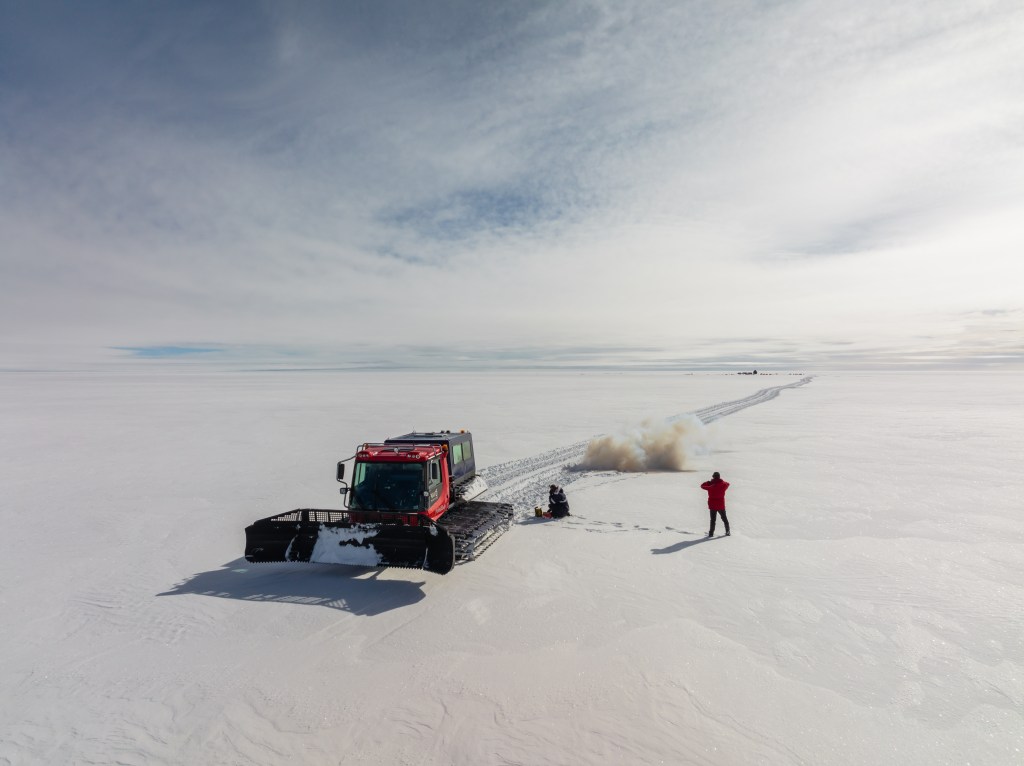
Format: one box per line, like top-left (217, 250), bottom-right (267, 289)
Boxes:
top-left (1, 1), bottom-right (1022, 369)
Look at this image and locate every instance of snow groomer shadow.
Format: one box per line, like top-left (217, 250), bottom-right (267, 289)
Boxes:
top-left (158, 559), bottom-right (426, 615)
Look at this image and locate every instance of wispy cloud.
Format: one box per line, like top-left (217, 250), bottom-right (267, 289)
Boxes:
top-left (2, 1), bottom-right (1022, 369)
top-left (112, 345), bottom-right (224, 359)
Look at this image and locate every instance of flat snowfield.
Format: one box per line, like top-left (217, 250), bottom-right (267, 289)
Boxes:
top-left (1, 370), bottom-right (1021, 765)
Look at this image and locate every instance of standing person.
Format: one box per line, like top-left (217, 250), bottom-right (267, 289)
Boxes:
top-left (548, 484), bottom-right (571, 519)
top-left (701, 472), bottom-right (730, 537)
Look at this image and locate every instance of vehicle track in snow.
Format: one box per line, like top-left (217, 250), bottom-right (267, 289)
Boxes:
top-left (478, 377), bottom-right (813, 512)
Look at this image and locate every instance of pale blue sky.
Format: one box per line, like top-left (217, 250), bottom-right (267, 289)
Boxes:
top-left (2, 1), bottom-right (1022, 369)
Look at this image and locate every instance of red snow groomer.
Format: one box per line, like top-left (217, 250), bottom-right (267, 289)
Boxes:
top-left (243, 431), bottom-right (514, 575)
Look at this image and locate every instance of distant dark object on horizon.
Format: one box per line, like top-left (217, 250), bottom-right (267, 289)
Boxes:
top-left (737, 369), bottom-right (759, 375)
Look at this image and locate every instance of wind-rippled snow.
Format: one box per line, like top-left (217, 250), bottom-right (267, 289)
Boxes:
top-left (0, 369), bottom-right (1021, 765)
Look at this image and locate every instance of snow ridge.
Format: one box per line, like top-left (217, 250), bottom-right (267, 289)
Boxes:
top-left (479, 376), bottom-right (813, 511)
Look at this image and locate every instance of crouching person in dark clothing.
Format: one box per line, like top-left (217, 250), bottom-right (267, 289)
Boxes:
top-left (548, 484), bottom-right (571, 518)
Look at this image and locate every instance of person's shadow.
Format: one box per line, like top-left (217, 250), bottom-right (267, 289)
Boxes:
top-left (651, 536), bottom-right (723, 555)
top-left (157, 559), bottom-right (427, 615)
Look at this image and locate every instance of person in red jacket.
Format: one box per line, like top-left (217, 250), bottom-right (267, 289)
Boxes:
top-left (701, 472), bottom-right (731, 537)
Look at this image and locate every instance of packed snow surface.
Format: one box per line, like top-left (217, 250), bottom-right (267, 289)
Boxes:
top-left (310, 528), bottom-right (387, 567)
top-left (1, 370), bottom-right (1022, 765)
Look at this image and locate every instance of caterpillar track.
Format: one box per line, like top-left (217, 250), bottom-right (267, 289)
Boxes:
top-left (478, 377), bottom-right (815, 510)
top-left (442, 501), bottom-right (515, 562)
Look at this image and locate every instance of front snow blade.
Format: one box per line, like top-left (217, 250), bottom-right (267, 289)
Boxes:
top-left (244, 509), bottom-right (456, 575)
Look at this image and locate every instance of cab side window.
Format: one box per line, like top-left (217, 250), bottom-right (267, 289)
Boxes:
top-left (427, 459), bottom-right (442, 505)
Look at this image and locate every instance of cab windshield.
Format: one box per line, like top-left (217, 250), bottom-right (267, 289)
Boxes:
top-left (349, 461), bottom-right (425, 512)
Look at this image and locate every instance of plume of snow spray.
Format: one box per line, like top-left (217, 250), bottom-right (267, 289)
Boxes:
top-left (577, 416), bottom-right (710, 472)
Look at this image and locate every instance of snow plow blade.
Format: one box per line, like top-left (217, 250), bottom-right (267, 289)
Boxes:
top-left (244, 509), bottom-right (456, 575)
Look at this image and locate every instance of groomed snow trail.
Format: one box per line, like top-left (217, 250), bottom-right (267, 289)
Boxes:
top-left (479, 376), bottom-right (812, 511)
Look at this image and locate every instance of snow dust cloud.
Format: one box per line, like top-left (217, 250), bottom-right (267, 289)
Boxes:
top-left (577, 416), bottom-right (711, 472)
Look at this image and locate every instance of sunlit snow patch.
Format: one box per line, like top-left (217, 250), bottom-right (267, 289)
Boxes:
top-left (309, 526), bottom-right (386, 566)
